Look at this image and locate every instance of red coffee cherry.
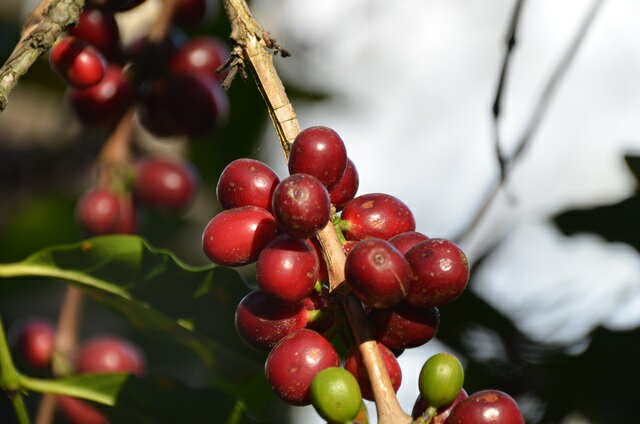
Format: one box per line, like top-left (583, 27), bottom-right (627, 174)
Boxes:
top-left (328, 158), bottom-right (359, 210)
top-left (76, 188), bottom-right (121, 235)
top-left (87, 0), bottom-right (146, 11)
top-left (341, 193), bottom-right (416, 241)
top-left (272, 174), bottom-right (331, 239)
top-left (235, 290), bottom-right (307, 351)
top-left (138, 79), bottom-right (182, 137)
top-left (405, 239), bottom-right (469, 308)
top-left (14, 318), bottom-right (55, 369)
top-left (447, 390), bottom-right (525, 424)
top-left (67, 65), bottom-right (134, 127)
top-left (202, 206), bottom-right (278, 267)
top-left (126, 30), bottom-right (186, 78)
top-left (68, 8), bottom-right (120, 59)
top-left (344, 342), bottom-right (401, 401)
top-left (344, 239), bottom-right (412, 309)
top-left (412, 389), bottom-right (468, 423)
top-left (370, 302), bottom-right (439, 350)
top-left (134, 158), bottom-right (197, 210)
top-left (169, 37), bottom-right (229, 80)
top-left (57, 396), bottom-right (107, 424)
top-left (309, 237), bottom-right (329, 282)
top-left (265, 329), bottom-right (339, 406)
top-left (288, 126), bottom-right (347, 190)
top-left (256, 235), bottom-right (319, 303)
top-left (174, 0), bottom-right (212, 26)
top-left (75, 336), bottom-right (145, 375)
top-left (389, 231), bottom-right (429, 255)
top-left (303, 292), bottom-right (335, 334)
top-left (49, 37), bottom-right (106, 88)
top-left (217, 159), bottom-right (280, 212)
top-left (343, 240), bottom-right (357, 256)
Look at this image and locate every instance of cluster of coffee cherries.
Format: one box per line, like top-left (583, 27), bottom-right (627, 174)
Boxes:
top-left (49, 0), bottom-right (228, 135)
top-left (11, 318), bottom-right (145, 424)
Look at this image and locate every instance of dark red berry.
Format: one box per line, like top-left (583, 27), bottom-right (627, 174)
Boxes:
top-left (389, 231), bottom-right (429, 255)
top-left (272, 174), bottom-right (331, 239)
top-left (405, 239), bottom-right (469, 308)
top-left (265, 329), bottom-right (339, 406)
top-left (14, 319), bottom-right (55, 369)
top-left (174, 0), bottom-right (216, 26)
top-left (76, 189), bottom-right (121, 235)
top-left (49, 37), bottom-right (106, 88)
top-left (344, 239), bottom-right (412, 309)
top-left (341, 193), bottom-right (415, 241)
top-left (67, 65), bottom-right (134, 127)
top-left (343, 240), bottom-right (357, 255)
top-left (169, 37), bottom-right (229, 80)
top-left (137, 78), bottom-right (182, 137)
top-left (126, 30), bottom-right (186, 77)
top-left (309, 238), bottom-right (329, 282)
top-left (57, 396), bottom-right (107, 424)
top-left (87, 0), bottom-right (146, 11)
top-left (328, 158), bottom-right (359, 210)
top-left (303, 292), bottom-right (335, 333)
top-left (75, 336), bottom-right (145, 375)
top-left (202, 206), bottom-right (278, 267)
top-left (235, 290), bottom-right (307, 351)
top-left (370, 302), bottom-right (439, 349)
top-left (411, 389), bottom-right (468, 423)
top-left (288, 126), bottom-right (347, 190)
top-left (256, 235), bottom-right (319, 303)
top-left (217, 159), bottom-right (280, 212)
top-left (68, 8), bottom-right (120, 59)
top-left (134, 158), bottom-right (197, 210)
top-left (344, 342), bottom-right (401, 401)
top-left (447, 390), bottom-right (524, 424)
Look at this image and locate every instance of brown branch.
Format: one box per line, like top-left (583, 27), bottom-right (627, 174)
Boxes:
top-left (220, 1), bottom-right (411, 422)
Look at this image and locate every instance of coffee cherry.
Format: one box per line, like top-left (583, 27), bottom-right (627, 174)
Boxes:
top-left (235, 290), bottom-right (307, 351)
top-left (389, 231), bottom-right (429, 255)
top-left (49, 37), bottom-right (106, 88)
top-left (68, 8), bottom-right (120, 59)
top-left (138, 79), bottom-right (182, 137)
top-left (272, 174), bottom-right (331, 239)
top-left (447, 390), bottom-right (525, 424)
top-left (87, 0), bottom-right (146, 11)
top-left (169, 37), bottom-right (229, 80)
top-left (311, 367), bottom-right (362, 424)
top-left (342, 240), bottom-right (357, 256)
top-left (75, 336), bottom-right (145, 375)
top-left (411, 389), bottom-right (468, 423)
top-left (126, 30), bottom-right (186, 79)
top-left (344, 342), bottom-right (401, 401)
top-left (328, 158), bottom-right (359, 210)
top-left (370, 302), bottom-right (439, 349)
top-left (67, 65), bottom-right (134, 127)
top-left (256, 235), bottom-right (319, 303)
top-left (134, 158), bottom-right (197, 210)
top-left (265, 329), bottom-right (339, 406)
top-left (303, 292), bottom-right (335, 333)
top-left (14, 318), bottom-right (55, 369)
top-left (217, 159), bottom-right (280, 212)
top-left (419, 353), bottom-right (464, 408)
top-left (309, 238), bottom-right (329, 282)
top-left (341, 193), bottom-right (415, 241)
top-left (174, 0), bottom-right (211, 26)
top-left (57, 396), bottom-right (107, 424)
top-left (344, 239), bottom-right (411, 309)
top-left (288, 126), bottom-right (347, 190)
top-left (405, 239), bottom-right (469, 308)
top-left (76, 188), bottom-right (121, 235)
top-left (202, 206), bottom-right (277, 267)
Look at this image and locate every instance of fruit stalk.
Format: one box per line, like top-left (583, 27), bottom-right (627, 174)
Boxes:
top-left (0, 315), bottom-right (31, 424)
top-left (220, 1), bottom-right (411, 422)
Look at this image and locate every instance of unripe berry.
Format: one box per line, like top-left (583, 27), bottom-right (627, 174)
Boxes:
top-left (370, 302), bottom-right (439, 349)
top-left (68, 8), bottom-right (120, 59)
top-left (328, 158), bottom-right (359, 210)
top-left (311, 367), bottom-right (362, 424)
top-left (341, 193), bottom-right (415, 241)
top-left (344, 342), bottom-right (401, 401)
top-left (13, 318), bottom-right (55, 369)
top-left (447, 390), bottom-right (525, 424)
top-left (217, 159), bottom-right (280, 212)
top-left (134, 158), bottom-right (197, 210)
top-left (419, 353), bottom-right (464, 408)
top-left (49, 37), bottom-right (107, 88)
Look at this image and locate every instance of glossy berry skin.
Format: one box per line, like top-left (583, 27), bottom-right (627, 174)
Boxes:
top-left (328, 158), bottom-right (359, 210)
top-left (288, 126), bottom-right (347, 190)
top-left (345, 239), bottom-right (412, 309)
top-left (57, 396), bottom-right (107, 424)
top-left (411, 389), bottom-right (468, 422)
top-left (235, 290), bottom-right (307, 351)
top-left (344, 342), bottom-right (401, 401)
top-left (265, 329), bottom-right (339, 406)
top-left (272, 174), bottom-right (331, 239)
top-left (419, 353), bottom-right (464, 408)
top-left (405, 239), bottom-right (469, 308)
top-left (67, 65), bottom-right (134, 127)
top-left (311, 367), bottom-right (362, 424)
top-left (68, 8), bottom-right (120, 59)
top-left (15, 319), bottom-right (55, 369)
top-left (217, 159), bottom-right (280, 212)
top-left (389, 231), bottom-right (429, 255)
top-left (202, 206), bottom-right (277, 267)
top-left (343, 240), bottom-right (357, 256)
top-left (447, 390), bottom-right (525, 424)
top-left (169, 37), bottom-right (229, 80)
top-left (76, 189), bottom-right (121, 235)
top-left (75, 336), bottom-right (145, 375)
top-left (49, 38), bottom-right (106, 88)
top-left (341, 193), bottom-right (416, 241)
top-left (256, 235), bottom-right (319, 303)
top-left (134, 159), bottom-right (197, 210)
top-left (370, 302), bottom-right (439, 349)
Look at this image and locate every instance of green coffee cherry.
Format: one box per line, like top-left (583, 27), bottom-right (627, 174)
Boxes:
top-left (311, 367), bottom-right (362, 423)
top-left (418, 352), bottom-right (464, 408)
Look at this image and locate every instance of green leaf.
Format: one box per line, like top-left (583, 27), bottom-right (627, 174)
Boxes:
top-left (20, 374), bottom-right (130, 405)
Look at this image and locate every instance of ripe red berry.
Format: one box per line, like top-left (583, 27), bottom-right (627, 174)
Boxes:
top-left (75, 336), bottom-right (145, 375)
top-left (272, 174), bottom-right (331, 239)
top-left (405, 239), bottom-right (469, 307)
top-left (328, 158), bottom-right (359, 210)
top-left (309, 238), bottom-right (329, 282)
top-left (447, 390), bottom-right (525, 424)
top-left (126, 30), bottom-right (186, 77)
top-left (256, 235), bottom-right (319, 303)
top-left (174, 0), bottom-right (212, 26)
top-left (344, 239), bottom-right (412, 309)
top-left (217, 159), bottom-right (280, 212)
top-left (235, 290), bottom-right (307, 351)
top-left (389, 231), bottom-right (429, 255)
top-left (265, 329), bottom-right (339, 406)
top-left (169, 37), bottom-right (229, 80)
top-left (412, 389), bottom-right (468, 423)
top-left (57, 396), bottom-right (107, 424)
top-left (87, 0), bottom-right (146, 11)
top-left (341, 193), bottom-right (416, 241)
top-left (137, 79), bottom-right (182, 137)
top-left (369, 302), bottom-right (439, 349)
top-left (49, 37), bottom-right (106, 88)
top-left (134, 158), bottom-right (197, 210)
top-left (202, 206), bottom-right (278, 267)
top-left (76, 188), bottom-right (121, 235)
top-left (343, 240), bottom-right (357, 256)
top-left (67, 65), bottom-right (134, 127)
top-left (68, 8), bottom-right (120, 59)
top-left (344, 342), bottom-right (401, 401)
top-left (14, 319), bottom-right (55, 369)
top-left (288, 126), bottom-right (347, 190)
